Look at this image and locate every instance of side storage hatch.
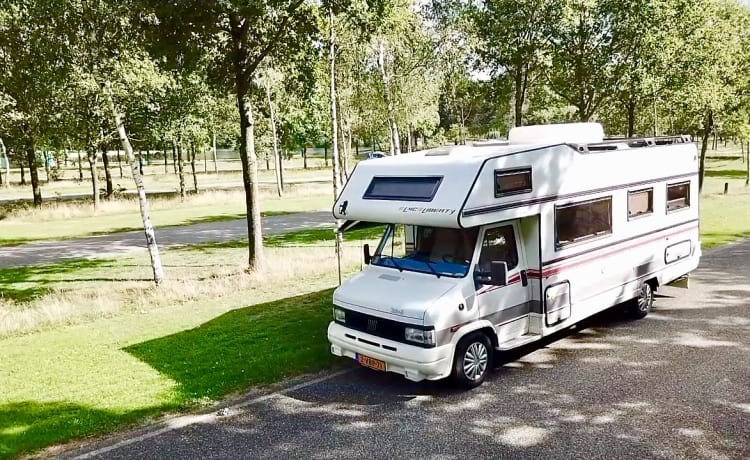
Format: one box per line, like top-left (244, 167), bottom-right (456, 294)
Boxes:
top-left (545, 281), bottom-right (571, 326)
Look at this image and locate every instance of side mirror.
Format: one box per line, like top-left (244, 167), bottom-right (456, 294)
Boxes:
top-left (489, 261), bottom-right (508, 286)
top-left (363, 244), bottom-right (372, 265)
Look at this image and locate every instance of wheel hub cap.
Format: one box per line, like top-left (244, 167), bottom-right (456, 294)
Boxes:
top-left (463, 342), bottom-right (488, 381)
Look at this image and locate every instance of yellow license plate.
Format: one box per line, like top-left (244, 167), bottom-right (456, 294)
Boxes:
top-left (357, 354), bottom-right (386, 372)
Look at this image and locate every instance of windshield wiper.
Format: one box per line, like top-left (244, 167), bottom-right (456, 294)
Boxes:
top-left (385, 255), bottom-right (404, 272)
top-left (420, 259), bottom-right (441, 279)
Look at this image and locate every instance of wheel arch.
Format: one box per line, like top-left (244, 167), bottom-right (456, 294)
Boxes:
top-left (447, 320), bottom-right (497, 367)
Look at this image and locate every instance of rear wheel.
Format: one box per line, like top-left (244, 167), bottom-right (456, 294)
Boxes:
top-left (452, 332), bottom-right (493, 389)
top-left (628, 282), bottom-right (653, 319)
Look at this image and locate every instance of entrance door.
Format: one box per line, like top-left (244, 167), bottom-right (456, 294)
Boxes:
top-left (474, 222), bottom-right (533, 343)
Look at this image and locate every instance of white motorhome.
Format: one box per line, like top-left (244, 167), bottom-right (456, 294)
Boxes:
top-left (328, 122), bottom-right (701, 388)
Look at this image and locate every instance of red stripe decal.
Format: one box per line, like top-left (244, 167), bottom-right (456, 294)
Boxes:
top-left (542, 224), bottom-right (698, 277)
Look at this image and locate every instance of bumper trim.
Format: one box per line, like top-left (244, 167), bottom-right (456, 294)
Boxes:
top-left (328, 322), bottom-right (452, 382)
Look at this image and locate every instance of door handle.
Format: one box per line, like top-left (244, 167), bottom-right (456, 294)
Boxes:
top-left (520, 270), bottom-right (528, 287)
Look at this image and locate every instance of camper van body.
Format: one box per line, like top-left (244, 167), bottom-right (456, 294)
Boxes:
top-left (327, 123), bottom-right (701, 387)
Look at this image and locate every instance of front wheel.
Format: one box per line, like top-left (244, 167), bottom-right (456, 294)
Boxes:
top-left (452, 332), bottom-right (493, 389)
top-left (628, 282), bottom-right (654, 319)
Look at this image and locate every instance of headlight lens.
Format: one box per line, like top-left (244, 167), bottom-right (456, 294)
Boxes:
top-left (405, 327), bottom-right (435, 346)
top-left (333, 308), bottom-right (346, 323)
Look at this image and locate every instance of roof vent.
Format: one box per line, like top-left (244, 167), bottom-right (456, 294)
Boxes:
top-left (509, 122), bottom-right (604, 145)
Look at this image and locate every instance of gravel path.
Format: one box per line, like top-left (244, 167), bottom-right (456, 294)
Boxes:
top-left (0, 211), bottom-right (334, 268)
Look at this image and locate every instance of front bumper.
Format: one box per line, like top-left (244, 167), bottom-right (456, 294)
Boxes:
top-left (327, 322), bottom-right (453, 382)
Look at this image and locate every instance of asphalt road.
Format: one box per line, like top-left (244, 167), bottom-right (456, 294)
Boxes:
top-left (62, 240), bottom-right (750, 460)
top-left (0, 212), bottom-right (334, 268)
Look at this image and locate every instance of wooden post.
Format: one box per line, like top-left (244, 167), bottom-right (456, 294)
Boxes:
top-left (724, 182), bottom-right (729, 195)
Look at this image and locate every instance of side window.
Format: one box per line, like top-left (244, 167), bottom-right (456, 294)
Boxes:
top-left (628, 188), bottom-right (653, 219)
top-left (555, 196), bottom-right (612, 248)
top-left (667, 182), bottom-right (690, 212)
top-left (477, 225), bottom-right (519, 272)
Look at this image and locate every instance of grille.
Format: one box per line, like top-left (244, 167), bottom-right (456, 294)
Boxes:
top-left (344, 309), bottom-right (406, 343)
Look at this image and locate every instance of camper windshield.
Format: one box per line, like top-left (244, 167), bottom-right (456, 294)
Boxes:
top-left (372, 224), bottom-right (479, 278)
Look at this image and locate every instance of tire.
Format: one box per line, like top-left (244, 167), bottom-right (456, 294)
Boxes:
top-left (452, 332), bottom-right (493, 389)
top-left (628, 282), bottom-right (654, 319)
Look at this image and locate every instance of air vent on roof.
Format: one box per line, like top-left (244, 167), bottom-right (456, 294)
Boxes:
top-left (424, 147), bottom-right (452, 156)
top-left (509, 122), bottom-right (604, 145)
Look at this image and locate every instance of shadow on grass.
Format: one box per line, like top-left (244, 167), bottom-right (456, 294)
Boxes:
top-left (0, 258), bottom-right (115, 301)
top-left (701, 231), bottom-right (750, 249)
top-left (0, 401), bottom-right (178, 457)
top-left (704, 169), bottom-right (748, 179)
top-left (125, 288), bottom-right (340, 401)
top-left (0, 400), bottom-right (172, 458)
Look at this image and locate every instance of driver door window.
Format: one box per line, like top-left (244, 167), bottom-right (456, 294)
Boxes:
top-left (477, 225), bottom-right (519, 276)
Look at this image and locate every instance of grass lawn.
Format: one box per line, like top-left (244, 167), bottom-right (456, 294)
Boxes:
top-left (700, 151), bottom-right (750, 248)
top-left (0, 227), bottom-right (381, 457)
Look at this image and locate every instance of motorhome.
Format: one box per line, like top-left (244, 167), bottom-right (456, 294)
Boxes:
top-left (328, 122), bottom-right (701, 388)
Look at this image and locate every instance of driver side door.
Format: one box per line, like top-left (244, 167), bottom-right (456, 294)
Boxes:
top-left (474, 222), bottom-right (532, 343)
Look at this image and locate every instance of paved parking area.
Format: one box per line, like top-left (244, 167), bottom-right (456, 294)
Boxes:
top-left (64, 240), bottom-right (750, 460)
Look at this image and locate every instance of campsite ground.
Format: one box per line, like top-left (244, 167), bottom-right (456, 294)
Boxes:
top-left (0, 145), bottom-right (748, 458)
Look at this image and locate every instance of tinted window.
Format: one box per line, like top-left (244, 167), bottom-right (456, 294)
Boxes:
top-left (495, 168), bottom-right (532, 197)
top-left (628, 188), bottom-right (653, 219)
top-left (667, 182), bottom-right (690, 212)
top-left (364, 176), bottom-right (442, 202)
top-left (556, 197), bottom-right (612, 248)
top-left (477, 225), bottom-right (519, 272)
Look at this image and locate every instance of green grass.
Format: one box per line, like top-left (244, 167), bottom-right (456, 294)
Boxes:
top-left (700, 151), bottom-right (750, 248)
top-left (0, 287), bottom-right (339, 457)
top-left (0, 259), bottom-right (117, 302)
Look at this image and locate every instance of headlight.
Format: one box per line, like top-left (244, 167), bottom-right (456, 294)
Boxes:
top-left (405, 327), bottom-right (435, 346)
top-left (333, 308), bottom-right (346, 323)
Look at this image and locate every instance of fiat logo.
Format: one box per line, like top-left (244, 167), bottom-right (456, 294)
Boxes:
top-left (367, 318), bottom-right (377, 332)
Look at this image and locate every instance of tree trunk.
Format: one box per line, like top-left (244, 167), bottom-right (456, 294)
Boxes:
top-left (324, 144), bottom-right (328, 166)
top-left (303, 146), bottom-right (308, 169)
top-left (746, 141), bottom-right (749, 186)
top-left (236, 90), bottom-right (264, 269)
top-left (76, 151), bottom-right (82, 181)
top-left (171, 142), bottom-right (177, 174)
top-left (330, 7), bottom-right (342, 199)
top-left (264, 81), bottom-right (283, 197)
top-left (699, 109), bottom-right (713, 192)
top-left (378, 41), bottom-right (401, 155)
top-left (279, 147), bottom-right (285, 187)
top-left (26, 145), bottom-right (41, 206)
top-left (20, 161), bottom-right (25, 185)
top-left (177, 141), bottom-right (186, 200)
top-left (43, 152), bottom-right (50, 182)
top-left (107, 90), bottom-right (164, 285)
top-left (407, 125), bottom-right (413, 154)
top-left (163, 141), bottom-right (168, 174)
top-left (513, 70), bottom-right (523, 128)
top-left (101, 145), bottom-right (113, 198)
top-left (627, 98), bottom-right (636, 138)
top-left (117, 148), bottom-right (123, 178)
top-left (190, 142), bottom-right (198, 193)
top-left (0, 137), bottom-right (9, 188)
top-left (212, 132), bottom-right (218, 174)
top-left (87, 147), bottom-right (99, 209)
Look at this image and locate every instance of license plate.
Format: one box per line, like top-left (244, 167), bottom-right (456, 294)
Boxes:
top-left (357, 354), bottom-right (386, 372)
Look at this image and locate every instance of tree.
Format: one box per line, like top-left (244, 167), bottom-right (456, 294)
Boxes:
top-left (0, 0), bottom-right (73, 206)
top-left (473, 0), bottom-right (560, 127)
top-left (141, 0), bottom-right (320, 269)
